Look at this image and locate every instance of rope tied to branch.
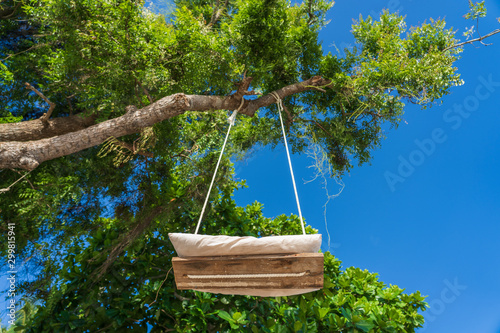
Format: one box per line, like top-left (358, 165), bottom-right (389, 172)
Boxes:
top-left (194, 98), bottom-right (244, 234)
top-left (270, 92), bottom-right (306, 235)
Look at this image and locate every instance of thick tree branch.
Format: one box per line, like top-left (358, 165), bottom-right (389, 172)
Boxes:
top-left (0, 76), bottom-right (331, 170)
top-left (444, 29), bottom-right (500, 51)
top-left (0, 112), bottom-right (97, 141)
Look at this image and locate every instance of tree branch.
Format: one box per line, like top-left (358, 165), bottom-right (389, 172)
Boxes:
top-left (0, 112), bottom-right (97, 142)
top-left (135, 78), bottom-right (154, 104)
top-left (1, 42), bottom-right (53, 62)
top-left (25, 83), bottom-right (56, 123)
top-left (0, 2), bottom-right (22, 20)
top-left (208, 0), bottom-right (229, 27)
top-left (92, 206), bottom-right (164, 281)
top-left (444, 29), bottom-right (500, 51)
top-left (209, 0), bottom-right (220, 26)
top-left (0, 76), bottom-right (331, 170)
top-left (0, 170), bottom-right (32, 193)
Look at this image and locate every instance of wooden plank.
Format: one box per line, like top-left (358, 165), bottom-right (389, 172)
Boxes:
top-left (172, 253), bottom-right (324, 292)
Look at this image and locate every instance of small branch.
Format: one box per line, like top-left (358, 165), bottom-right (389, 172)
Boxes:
top-left (148, 267), bottom-right (172, 306)
top-left (306, 119), bottom-right (333, 139)
top-left (307, 0), bottom-right (316, 26)
top-left (209, 0), bottom-right (220, 26)
top-left (174, 292), bottom-right (191, 302)
top-left (1, 43), bottom-right (49, 62)
top-left (0, 170), bottom-right (32, 193)
top-left (475, 18), bottom-right (491, 47)
top-left (95, 323), bottom-right (114, 333)
top-left (444, 29), bottom-right (500, 51)
top-left (66, 94), bottom-right (76, 116)
top-left (233, 77), bottom-right (253, 99)
top-left (307, 86), bottom-right (327, 93)
top-left (25, 83), bottom-right (56, 123)
top-left (208, 0), bottom-right (229, 27)
top-left (243, 90), bottom-right (261, 96)
top-left (0, 2), bottom-right (22, 19)
top-left (135, 78), bottom-right (154, 104)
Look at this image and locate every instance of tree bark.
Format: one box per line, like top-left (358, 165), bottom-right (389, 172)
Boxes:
top-left (0, 76), bottom-right (331, 170)
top-left (0, 113), bottom-right (97, 142)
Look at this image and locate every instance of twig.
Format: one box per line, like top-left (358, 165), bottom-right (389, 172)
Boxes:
top-left (66, 94), bottom-right (76, 116)
top-left (148, 267), bottom-right (172, 306)
top-left (25, 83), bottom-right (55, 123)
top-left (174, 292), bottom-right (191, 301)
top-left (2, 43), bottom-right (49, 62)
top-left (0, 170), bottom-right (32, 193)
top-left (155, 316), bottom-right (176, 332)
top-left (135, 78), bottom-right (154, 104)
top-left (14, 169), bottom-right (36, 190)
top-left (444, 29), bottom-right (500, 51)
top-left (209, 0), bottom-right (220, 26)
top-left (476, 18), bottom-right (492, 47)
top-left (304, 119), bottom-right (334, 139)
top-left (307, 86), bottom-right (327, 93)
top-left (0, 2), bottom-right (22, 19)
top-left (307, 0), bottom-right (316, 26)
top-left (208, 0), bottom-right (229, 27)
top-left (95, 323), bottom-right (114, 332)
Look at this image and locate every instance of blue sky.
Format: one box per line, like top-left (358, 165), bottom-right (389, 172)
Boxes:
top-left (233, 1), bottom-right (500, 332)
top-left (1, 1), bottom-right (499, 331)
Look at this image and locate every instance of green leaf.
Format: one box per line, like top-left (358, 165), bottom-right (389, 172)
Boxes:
top-left (232, 311), bottom-right (242, 321)
top-left (218, 310), bottom-right (234, 323)
top-left (356, 320), bottom-right (376, 332)
top-left (318, 307), bottom-right (329, 320)
top-left (294, 321), bottom-right (303, 332)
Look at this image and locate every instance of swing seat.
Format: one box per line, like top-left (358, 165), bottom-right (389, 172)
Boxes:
top-left (169, 233), bottom-right (324, 297)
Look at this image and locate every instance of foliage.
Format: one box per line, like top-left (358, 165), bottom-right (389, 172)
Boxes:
top-left (1, 0), bottom-right (496, 331)
top-left (464, 1), bottom-right (487, 20)
top-left (17, 195), bottom-right (426, 332)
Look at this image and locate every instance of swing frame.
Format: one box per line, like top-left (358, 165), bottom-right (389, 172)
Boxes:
top-left (170, 95), bottom-right (325, 296)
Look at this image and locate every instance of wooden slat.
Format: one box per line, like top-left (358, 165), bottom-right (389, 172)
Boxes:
top-left (172, 253), bottom-right (324, 292)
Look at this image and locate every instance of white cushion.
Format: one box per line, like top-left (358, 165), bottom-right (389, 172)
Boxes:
top-left (168, 233), bottom-right (322, 257)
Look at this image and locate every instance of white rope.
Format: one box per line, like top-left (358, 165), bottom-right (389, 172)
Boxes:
top-left (194, 99), bottom-right (244, 234)
top-left (271, 92), bottom-right (306, 235)
top-left (187, 272), bottom-right (307, 279)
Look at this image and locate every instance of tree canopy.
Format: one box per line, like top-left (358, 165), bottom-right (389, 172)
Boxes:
top-left (0, 0), bottom-right (498, 331)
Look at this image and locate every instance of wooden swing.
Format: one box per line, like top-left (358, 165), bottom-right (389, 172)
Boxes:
top-left (169, 94), bottom-right (324, 297)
